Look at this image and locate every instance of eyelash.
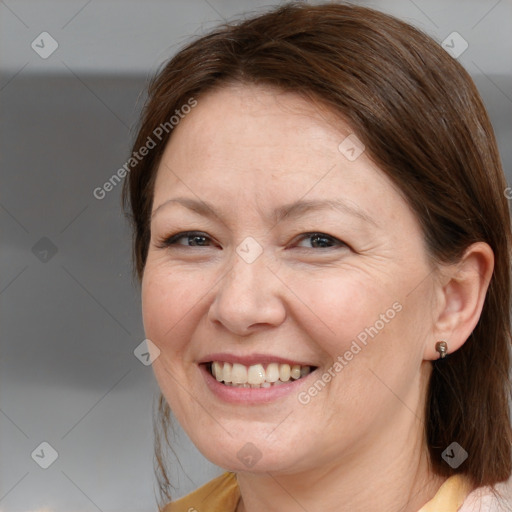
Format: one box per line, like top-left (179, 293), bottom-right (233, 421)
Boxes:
top-left (156, 231), bottom-right (348, 250)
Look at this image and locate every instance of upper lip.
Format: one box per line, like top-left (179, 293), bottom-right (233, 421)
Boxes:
top-left (198, 352), bottom-right (317, 367)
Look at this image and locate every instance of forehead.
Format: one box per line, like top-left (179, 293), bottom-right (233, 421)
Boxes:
top-left (159, 84), bottom-right (344, 171)
top-left (152, 83), bottom-right (406, 223)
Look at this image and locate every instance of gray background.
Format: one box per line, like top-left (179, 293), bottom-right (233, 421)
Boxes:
top-left (1, 0), bottom-right (511, 511)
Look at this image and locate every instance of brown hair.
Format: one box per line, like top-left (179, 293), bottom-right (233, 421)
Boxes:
top-left (122, 1), bottom-right (512, 506)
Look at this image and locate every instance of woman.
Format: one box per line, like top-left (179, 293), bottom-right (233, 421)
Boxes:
top-left (122, 3), bottom-right (512, 511)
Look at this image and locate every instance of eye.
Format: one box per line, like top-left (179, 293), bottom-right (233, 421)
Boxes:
top-left (156, 231), bottom-right (215, 248)
top-left (294, 232), bottom-right (347, 249)
top-left (155, 231), bottom-right (347, 250)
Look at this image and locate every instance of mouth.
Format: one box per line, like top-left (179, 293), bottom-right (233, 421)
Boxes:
top-left (204, 361), bottom-right (318, 389)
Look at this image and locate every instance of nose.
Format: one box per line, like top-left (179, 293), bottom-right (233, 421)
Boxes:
top-left (207, 248), bottom-right (287, 336)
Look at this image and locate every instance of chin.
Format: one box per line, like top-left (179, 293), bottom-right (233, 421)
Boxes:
top-left (193, 434), bottom-right (307, 475)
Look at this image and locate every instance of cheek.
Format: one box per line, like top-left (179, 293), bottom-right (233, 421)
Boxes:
top-left (291, 273), bottom-right (426, 424)
top-left (141, 265), bottom-right (205, 357)
top-left (288, 271), bottom-right (395, 357)
top-left (141, 265), bottom-right (208, 420)
top-left (290, 267), bottom-right (428, 397)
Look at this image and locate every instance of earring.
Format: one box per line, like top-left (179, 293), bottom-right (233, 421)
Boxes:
top-left (435, 341), bottom-right (448, 359)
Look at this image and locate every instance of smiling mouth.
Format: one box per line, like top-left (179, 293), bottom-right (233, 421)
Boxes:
top-left (206, 361), bottom-right (317, 388)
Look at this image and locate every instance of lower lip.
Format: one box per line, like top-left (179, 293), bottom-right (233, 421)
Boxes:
top-left (200, 364), bottom-right (316, 404)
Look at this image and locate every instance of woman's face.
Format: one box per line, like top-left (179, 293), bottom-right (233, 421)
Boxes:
top-left (142, 84), bottom-right (438, 474)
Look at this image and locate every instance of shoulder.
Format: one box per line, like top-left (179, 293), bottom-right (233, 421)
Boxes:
top-left (419, 475), bottom-right (512, 512)
top-left (161, 472), bottom-right (240, 512)
top-left (459, 477), bottom-right (512, 512)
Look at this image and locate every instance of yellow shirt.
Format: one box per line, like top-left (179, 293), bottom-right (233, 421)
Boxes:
top-left (161, 472), bottom-right (474, 512)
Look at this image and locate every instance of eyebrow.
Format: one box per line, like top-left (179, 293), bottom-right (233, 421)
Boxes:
top-left (151, 196), bottom-right (378, 227)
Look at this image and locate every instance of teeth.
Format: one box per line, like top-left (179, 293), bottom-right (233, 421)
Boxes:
top-left (231, 363), bottom-right (247, 384)
top-left (247, 364), bottom-right (265, 385)
top-left (290, 364), bottom-right (301, 380)
top-left (300, 366), bottom-right (310, 377)
top-left (279, 364), bottom-right (291, 382)
top-left (209, 361), bottom-right (313, 388)
top-left (223, 363), bottom-right (232, 383)
top-left (266, 363), bottom-right (279, 382)
top-left (213, 361), bottom-right (223, 382)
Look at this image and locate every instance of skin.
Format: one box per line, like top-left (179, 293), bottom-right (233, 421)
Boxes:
top-left (141, 84), bottom-right (494, 512)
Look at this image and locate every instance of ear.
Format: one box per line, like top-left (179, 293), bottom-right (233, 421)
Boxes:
top-left (424, 242), bottom-right (494, 360)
